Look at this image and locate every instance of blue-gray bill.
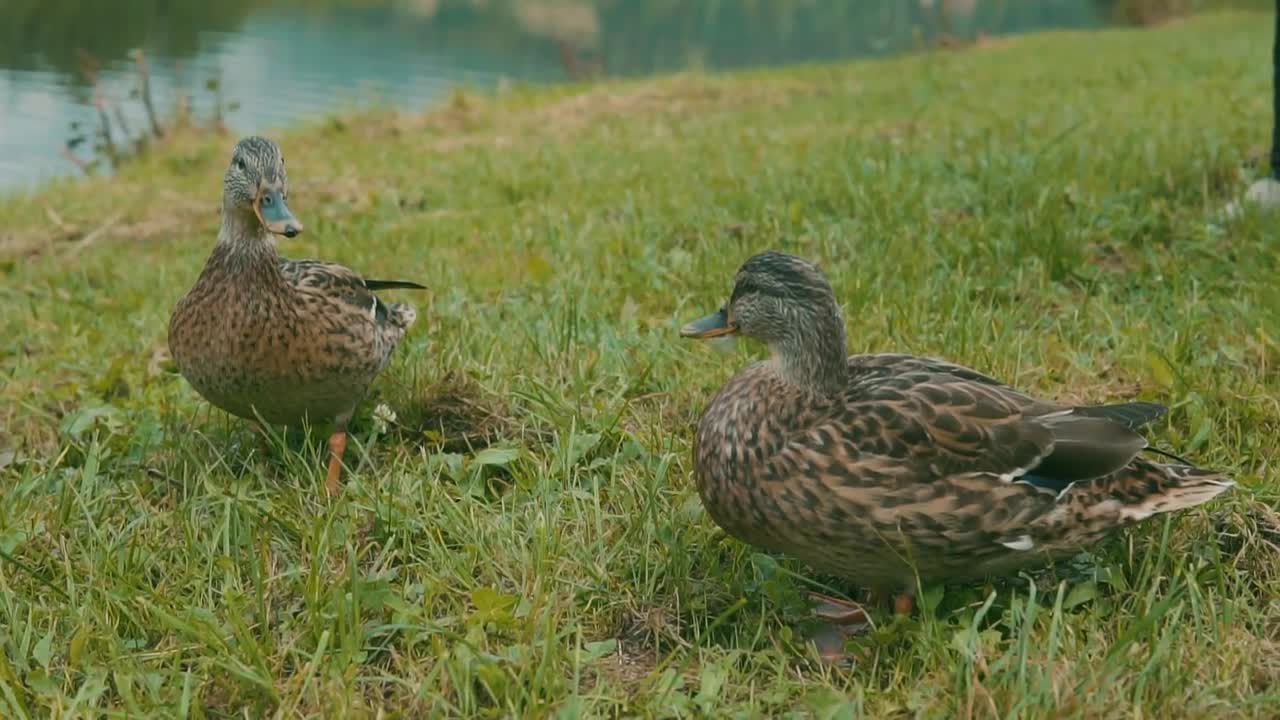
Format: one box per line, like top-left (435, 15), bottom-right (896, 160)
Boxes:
top-left (681, 307), bottom-right (736, 338)
top-left (255, 187), bottom-right (303, 238)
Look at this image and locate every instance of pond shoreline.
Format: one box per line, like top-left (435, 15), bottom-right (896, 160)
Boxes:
top-left (1, 0), bottom-right (1126, 192)
top-left (3, 11), bottom-right (1269, 259)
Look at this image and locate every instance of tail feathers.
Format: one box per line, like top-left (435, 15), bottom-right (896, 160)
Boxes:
top-left (1116, 464), bottom-right (1234, 523)
top-left (365, 279), bottom-right (427, 291)
top-left (374, 303), bottom-right (417, 374)
top-left (365, 278), bottom-right (422, 334)
top-left (1072, 401), bottom-right (1168, 430)
top-left (385, 303), bottom-right (417, 332)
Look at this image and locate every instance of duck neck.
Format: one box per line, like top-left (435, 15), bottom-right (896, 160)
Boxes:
top-left (770, 310), bottom-right (848, 397)
top-left (213, 205), bottom-right (280, 278)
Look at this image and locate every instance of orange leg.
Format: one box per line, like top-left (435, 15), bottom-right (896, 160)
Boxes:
top-left (325, 430), bottom-right (347, 496)
top-left (251, 423), bottom-right (273, 457)
top-left (893, 593), bottom-right (915, 616)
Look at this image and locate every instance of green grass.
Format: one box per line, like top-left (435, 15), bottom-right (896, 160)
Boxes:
top-left (2, 11), bottom-right (1279, 718)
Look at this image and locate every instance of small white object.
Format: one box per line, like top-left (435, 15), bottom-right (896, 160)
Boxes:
top-left (997, 467), bottom-right (1029, 483)
top-left (999, 535), bottom-right (1035, 551)
top-left (372, 402), bottom-right (397, 434)
top-left (1224, 176), bottom-right (1280, 218)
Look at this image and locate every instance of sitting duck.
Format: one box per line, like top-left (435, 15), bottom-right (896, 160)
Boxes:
top-left (169, 136), bottom-right (424, 494)
top-left (681, 251), bottom-right (1233, 655)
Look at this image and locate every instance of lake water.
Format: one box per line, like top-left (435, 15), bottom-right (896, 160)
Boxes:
top-left (1, 0), bottom-right (1114, 193)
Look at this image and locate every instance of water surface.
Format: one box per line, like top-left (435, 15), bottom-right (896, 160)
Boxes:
top-left (1, 0), bottom-right (1113, 192)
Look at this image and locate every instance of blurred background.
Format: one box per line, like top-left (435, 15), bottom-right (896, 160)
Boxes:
top-left (0, 0), bottom-right (1258, 192)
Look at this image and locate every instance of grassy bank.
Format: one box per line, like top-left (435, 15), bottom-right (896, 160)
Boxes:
top-left (2, 11), bottom-right (1279, 718)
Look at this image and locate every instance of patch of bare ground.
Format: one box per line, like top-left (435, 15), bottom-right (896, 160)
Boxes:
top-left (523, 75), bottom-right (818, 139)
top-left (392, 370), bottom-right (514, 453)
top-left (1, 189), bottom-right (212, 260)
top-left (1215, 498), bottom-right (1280, 594)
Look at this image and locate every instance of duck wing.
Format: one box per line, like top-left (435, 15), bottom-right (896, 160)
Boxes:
top-left (849, 353), bottom-right (1166, 426)
top-left (819, 358), bottom-right (1156, 494)
top-left (1070, 401), bottom-right (1166, 430)
top-left (278, 259), bottom-right (424, 328)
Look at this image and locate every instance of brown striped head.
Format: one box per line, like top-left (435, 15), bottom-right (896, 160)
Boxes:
top-left (683, 251), bottom-right (839, 341)
top-left (682, 251), bottom-right (849, 394)
top-left (223, 136), bottom-right (302, 238)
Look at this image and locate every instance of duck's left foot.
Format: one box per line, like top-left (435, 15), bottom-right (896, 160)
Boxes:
top-left (325, 430), bottom-right (347, 496)
top-left (807, 592), bottom-right (872, 666)
top-left (809, 592), bottom-right (870, 626)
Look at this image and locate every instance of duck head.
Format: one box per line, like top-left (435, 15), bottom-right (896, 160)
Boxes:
top-left (682, 251), bottom-right (849, 395)
top-left (222, 136), bottom-right (303, 239)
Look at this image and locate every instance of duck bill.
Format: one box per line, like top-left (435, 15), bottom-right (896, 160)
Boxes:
top-left (680, 307), bottom-right (737, 339)
top-left (254, 188), bottom-right (303, 238)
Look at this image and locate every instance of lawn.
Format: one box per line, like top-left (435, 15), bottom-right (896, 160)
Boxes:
top-left (1, 10), bottom-right (1278, 719)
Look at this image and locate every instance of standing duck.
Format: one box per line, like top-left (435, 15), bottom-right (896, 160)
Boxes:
top-left (681, 251), bottom-right (1233, 653)
top-left (169, 136), bottom-right (424, 494)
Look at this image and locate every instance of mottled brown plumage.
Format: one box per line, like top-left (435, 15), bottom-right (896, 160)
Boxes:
top-left (682, 251), bottom-right (1233, 624)
top-left (168, 136), bottom-right (423, 493)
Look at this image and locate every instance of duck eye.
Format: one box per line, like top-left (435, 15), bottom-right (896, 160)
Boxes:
top-left (236, 159), bottom-right (246, 171)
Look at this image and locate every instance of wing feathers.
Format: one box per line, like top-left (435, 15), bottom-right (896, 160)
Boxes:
top-left (1070, 401), bottom-right (1168, 430)
top-left (845, 363), bottom-right (1160, 489)
top-left (277, 260), bottom-right (423, 330)
top-left (364, 279), bottom-right (427, 291)
top-left (1032, 413), bottom-right (1148, 483)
